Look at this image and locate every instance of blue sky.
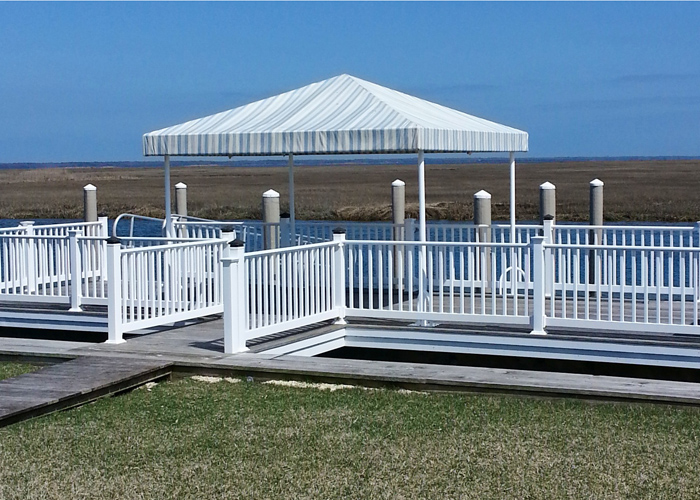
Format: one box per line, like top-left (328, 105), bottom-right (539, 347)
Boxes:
top-left (1, 2), bottom-right (698, 162)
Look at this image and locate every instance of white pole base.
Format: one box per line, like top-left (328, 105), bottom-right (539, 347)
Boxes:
top-left (334, 317), bottom-right (347, 325)
top-left (529, 329), bottom-right (547, 336)
top-left (104, 338), bottom-right (127, 345)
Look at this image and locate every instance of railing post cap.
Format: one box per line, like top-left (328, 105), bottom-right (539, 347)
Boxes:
top-left (332, 227), bottom-right (346, 235)
top-left (175, 182), bottom-right (187, 189)
top-left (280, 212), bottom-right (290, 219)
top-left (83, 184), bottom-right (97, 191)
top-left (221, 226), bottom-right (234, 233)
top-left (543, 214), bottom-right (555, 221)
top-left (540, 181), bottom-right (556, 190)
top-left (19, 220), bottom-right (35, 226)
top-left (392, 179), bottom-right (406, 187)
top-left (262, 189), bottom-right (280, 198)
top-left (229, 238), bottom-right (245, 247)
top-left (474, 190), bottom-right (491, 199)
top-left (107, 236), bottom-right (121, 245)
top-left (98, 212), bottom-right (108, 218)
top-left (590, 178), bottom-right (604, 187)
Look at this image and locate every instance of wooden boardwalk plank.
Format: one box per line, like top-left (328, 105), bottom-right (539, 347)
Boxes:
top-left (0, 356), bottom-right (172, 427)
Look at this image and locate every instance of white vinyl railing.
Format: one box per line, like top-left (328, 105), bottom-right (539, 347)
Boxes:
top-left (344, 240), bottom-right (533, 325)
top-left (0, 220), bottom-right (109, 307)
top-left (107, 237), bottom-right (229, 339)
top-left (545, 242), bottom-right (700, 334)
top-left (222, 227), bottom-right (700, 353)
top-left (553, 223), bottom-right (695, 248)
top-left (244, 241), bottom-right (339, 339)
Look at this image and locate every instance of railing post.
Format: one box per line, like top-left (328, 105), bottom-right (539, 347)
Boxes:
top-left (106, 236), bottom-right (125, 344)
top-left (223, 238), bottom-right (248, 354)
top-left (531, 236), bottom-right (547, 335)
top-left (19, 221), bottom-right (36, 293)
top-left (98, 214), bottom-right (109, 237)
top-left (695, 222), bottom-right (700, 303)
top-left (543, 216), bottom-right (554, 298)
top-left (332, 229), bottom-right (347, 325)
top-left (68, 229), bottom-right (83, 312)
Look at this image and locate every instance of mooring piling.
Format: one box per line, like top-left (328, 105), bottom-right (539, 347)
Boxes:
top-left (262, 189), bottom-right (280, 250)
top-left (539, 181), bottom-right (556, 224)
top-left (175, 182), bottom-right (188, 216)
top-left (83, 184), bottom-right (97, 222)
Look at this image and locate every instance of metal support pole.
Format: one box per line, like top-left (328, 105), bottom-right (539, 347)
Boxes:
top-left (417, 151), bottom-right (430, 324)
top-left (509, 152), bottom-right (516, 244)
top-left (288, 154), bottom-right (295, 245)
top-left (164, 155), bottom-right (173, 237)
top-left (417, 151), bottom-right (426, 242)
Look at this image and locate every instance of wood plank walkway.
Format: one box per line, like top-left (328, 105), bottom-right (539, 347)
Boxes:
top-left (0, 356), bottom-right (172, 427)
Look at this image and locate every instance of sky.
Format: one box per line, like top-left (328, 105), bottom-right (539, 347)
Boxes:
top-left (0, 2), bottom-right (699, 163)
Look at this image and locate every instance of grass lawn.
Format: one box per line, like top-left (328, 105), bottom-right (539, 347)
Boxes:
top-left (0, 361), bottom-right (38, 381)
top-left (2, 376), bottom-right (700, 499)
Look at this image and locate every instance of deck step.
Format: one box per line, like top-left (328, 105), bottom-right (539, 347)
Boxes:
top-left (0, 356), bottom-right (173, 427)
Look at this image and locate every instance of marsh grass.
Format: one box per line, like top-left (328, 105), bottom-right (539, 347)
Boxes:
top-left (1, 159), bottom-right (699, 222)
top-left (1, 377), bottom-right (700, 499)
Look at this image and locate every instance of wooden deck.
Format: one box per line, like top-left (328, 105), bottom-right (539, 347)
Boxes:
top-left (0, 356), bottom-right (172, 427)
top-left (3, 315), bottom-right (700, 425)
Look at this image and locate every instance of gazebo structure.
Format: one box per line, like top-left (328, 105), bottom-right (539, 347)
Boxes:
top-left (143, 74), bottom-right (528, 242)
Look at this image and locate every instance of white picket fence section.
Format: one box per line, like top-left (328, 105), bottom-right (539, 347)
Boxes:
top-left (107, 237), bottom-right (229, 340)
top-left (545, 241), bottom-right (700, 334)
top-left (0, 220), bottom-right (109, 307)
top-left (223, 225), bottom-right (700, 353)
top-left (344, 240), bottom-right (533, 326)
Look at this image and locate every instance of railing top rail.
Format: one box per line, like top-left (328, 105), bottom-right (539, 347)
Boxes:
top-left (245, 240), bottom-right (339, 258)
top-left (553, 224), bottom-right (695, 231)
top-left (546, 242), bottom-right (700, 252)
top-left (173, 214), bottom-right (221, 223)
top-left (120, 236), bottom-right (209, 242)
top-left (30, 220), bottom-right (102, 230)
top-left (491, 223), bottom-right (543, 229)
top-left (0, 233), bottom-right (70, 240)
top-left (120, 238), bottom-right (227, 254)
top-left (345, 239), bottom-right (530, 249)
top-left (174, 220), bottom-right (243, 227)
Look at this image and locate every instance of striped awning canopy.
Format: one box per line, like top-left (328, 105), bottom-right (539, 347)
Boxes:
top-left (143, 74), bottom-right (528, 156)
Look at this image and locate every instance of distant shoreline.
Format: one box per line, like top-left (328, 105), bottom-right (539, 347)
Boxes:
top-left (2, 155), bottom-right (699, 171)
